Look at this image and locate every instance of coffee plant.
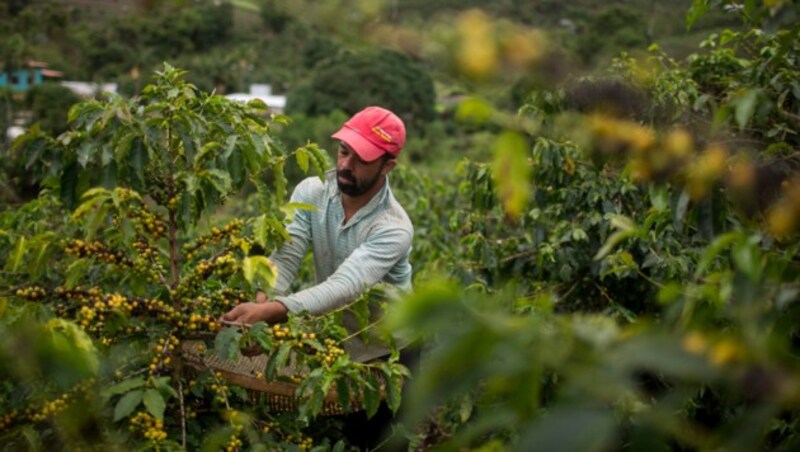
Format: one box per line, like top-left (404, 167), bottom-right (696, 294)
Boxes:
top-left (0, 65), bottom-right (407, 450)
top-left (382, 1), bottom-right (800, 450)
top-left (3, 1), bottom-right (800, 450)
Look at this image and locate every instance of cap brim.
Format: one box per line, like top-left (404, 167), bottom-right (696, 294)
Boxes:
top-left (332, 126), bottom-right (385, 162)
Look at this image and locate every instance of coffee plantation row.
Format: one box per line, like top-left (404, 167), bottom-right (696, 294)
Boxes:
top-left (3, 1), bottom-right (800, 450)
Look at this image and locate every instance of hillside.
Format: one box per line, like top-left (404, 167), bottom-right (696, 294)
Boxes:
top-left (6, 0), bottom-right (739, 89)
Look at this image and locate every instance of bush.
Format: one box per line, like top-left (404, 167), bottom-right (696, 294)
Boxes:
top-left (286, 49), bottom-right (436, 126)
top-left (1, 65), bottom-right (405, 450)
top-left (25, 83), bottom-right (81, 135)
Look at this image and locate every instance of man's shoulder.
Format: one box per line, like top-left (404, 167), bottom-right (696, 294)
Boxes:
top-left (293, 173), bottom-right (333, 203)
top-left (374, 190), bottom-right (414, 236)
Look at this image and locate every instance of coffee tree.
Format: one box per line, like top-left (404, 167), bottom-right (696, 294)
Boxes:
top-left (1, 65), bottom-right (407, 450)
top-left (384, 1), bottom-right (800, 449)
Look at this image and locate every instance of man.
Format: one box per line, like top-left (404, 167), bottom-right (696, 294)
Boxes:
top-left (221, 106), bottom-right (413, 362)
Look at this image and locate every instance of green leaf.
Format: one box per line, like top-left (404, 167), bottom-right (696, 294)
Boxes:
top-left (143, 389), bottom-right (166, 420)
top-left (67, 102), bottom-right (83, 124)
top-left (382, 365), bottom-right (402, 414)
top-left (242, 256), bottom-right (278, 289)
top-left (228, 146), bottom-right (245, 186)
top-left (71, 188), bottom-right (110, 219)
top-left (129, 138), bottom-right (146, 189)
top-left (609, 214), bottom-right (636, 233)
top-left (594, 215), bottom-right (638, 260)
top-left (732, 235), bottom-right (761, 281)
top-left (47, 318), bottom-right (100, 376)
top-left (114, 389), bottom-right (143, 421)
top-left (77, 142), bottom-right (96, 168)
top-left (154, 377), bottom-right (178, 399)
top-left (296, 148), bottom-right (310, 173)
top-left (274, 160), bottom-right (287, 204)
top-left (719, 29), bottom-right (738, 46)
top-left (594, 230), bottom-right (635, 260)
top-left (195, 141), bottom-right (221, 166)
top-left (215, 327), bottom-right (242, 361)
top-left (252, 177), bottom-right (271, 212)
top-left (247, 98), bottom-right (268, 111)
top-left (265, 342), bottom-right (292, 379)
top-left (30, 238), bottom-right (53, 278)
top-left (183, 173), bottom-right (199, 197)
top-left (300, 382), bottom-right (325, 420)
top-left (306, 143), bottom-right (329, 180)
top-left (694, 232), bottom-right (740, 279)
top-left (335, 377), bottom-right (352, 411)
top-left (253, 214), bottom-right (269, 249)
top-left (363, 372), bottom-right (381, 419)
top-left (456, 97), bottom-right (494, 124)
top-left (518, 406), bottom-right (616, 452)
top-left (686, 0), bottom-right (711, 30)
top-left (491, 131), bottom-right (530, 219)
top-left (101, 377), bottom-right (146, 401)
top-left (734, 89), bottom-right (759, 130)
top-left (205, 168), bottom-right (233, 195)
top-left (250, 131), bottom-right (267, 158)
top-left (83, 202), bottom-right (110, 242)
top-left (115, 104), bottom-right (133, 123)
top-left (658, 283), bottom-right (683, 304)
top-left (281, 202), bottom-right (315, 213)
top-left (7, 235), bottom-right (26, 273)
top-left (60, 161), bottom-right (79, 209)
top-left (223, 135), bottom-right (238, 160)
top-left (65, 258), bottom-right (91, 289)
top-left (349, 297), bottom-right (371, 332)
top-left (267, 217), bottom-right (290, 243)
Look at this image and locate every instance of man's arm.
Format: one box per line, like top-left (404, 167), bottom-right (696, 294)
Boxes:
top-left (275, 226), bottom-right (412, 315)
top-left (220, 291), bottom-right (288, 324)
top-left (220, 178), bottom-right (317, 324)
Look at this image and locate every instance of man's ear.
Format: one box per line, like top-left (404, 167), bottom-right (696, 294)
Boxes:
top-left (382, 158), bottom-right (397, 175)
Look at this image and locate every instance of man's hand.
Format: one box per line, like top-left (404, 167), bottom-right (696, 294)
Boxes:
top-left (220, 300), bottom-right (288, 325)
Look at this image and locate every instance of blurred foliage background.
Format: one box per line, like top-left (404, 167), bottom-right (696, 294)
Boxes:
top-left (3, 0), bottom-right (800, 450)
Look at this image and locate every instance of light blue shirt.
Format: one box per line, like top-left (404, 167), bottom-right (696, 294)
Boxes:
top-left (270, 170), bottom-right (413, 361)
top-left (272, 168), bottom-right (412, 311)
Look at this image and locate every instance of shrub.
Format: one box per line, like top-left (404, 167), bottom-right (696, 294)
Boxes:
top-left (286, 49), bottom-right (436, 126)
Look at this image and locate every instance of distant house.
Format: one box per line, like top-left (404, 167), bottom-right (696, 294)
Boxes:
top-left (0, 60), bottom-right (64, 93)
top-left (225, 84), bottom-right (287, 113)
top-left (59, 81), bottom-right (118, 98)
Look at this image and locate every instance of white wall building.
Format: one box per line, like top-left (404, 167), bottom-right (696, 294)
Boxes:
top-left (225, 84), bottom-right (287, 113)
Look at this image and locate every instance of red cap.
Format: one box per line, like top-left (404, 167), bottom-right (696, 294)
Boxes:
top-left (332, 106), bottom-right (406, 162)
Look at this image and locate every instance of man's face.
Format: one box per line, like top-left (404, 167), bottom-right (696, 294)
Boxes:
top-left (336, 142), bottom-right (393, 197)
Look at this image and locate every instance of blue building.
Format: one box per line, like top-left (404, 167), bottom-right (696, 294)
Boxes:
top-left (0, 60), bottom-right (64, 93)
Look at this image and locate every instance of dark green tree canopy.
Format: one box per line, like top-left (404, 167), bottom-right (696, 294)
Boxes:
top-left (287, 49), bottom-right (436, 126)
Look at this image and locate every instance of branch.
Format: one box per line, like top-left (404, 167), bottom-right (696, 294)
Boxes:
top-left (178, 378), bottom-right (186, 449)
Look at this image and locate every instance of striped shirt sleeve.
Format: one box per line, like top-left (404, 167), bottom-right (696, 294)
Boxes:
top-left (275, 226), bottom-right (412, 315)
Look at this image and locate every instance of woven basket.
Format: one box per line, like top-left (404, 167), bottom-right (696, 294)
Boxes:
top-left (181, 340), bottom-right (383, 416)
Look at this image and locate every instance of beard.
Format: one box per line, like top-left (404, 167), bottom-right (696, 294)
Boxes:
top-left (337, 167), bottom-right (385, 197)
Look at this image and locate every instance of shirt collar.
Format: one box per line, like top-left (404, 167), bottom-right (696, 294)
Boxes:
top-left (325, 169), bottom-right (391, 224)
